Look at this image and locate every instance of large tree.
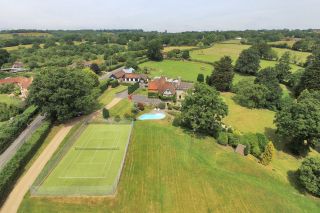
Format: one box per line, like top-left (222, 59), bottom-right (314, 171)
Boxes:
top-left (275, 90), bottom-right (320, 152)
top-left (0, 49), bottom-right (10, 68)
top-left (298, 157), bottom-right (320, 197)
top-left (208, 56), bottom-right (234, 91)
top-left (28, 68), bottom-right (99, 122)
top-left (275, 52), bottom-right (292, 83)
top-left (252, 42), bottom-right (277, 60)
top-left (255, 67), bottom-right (282, 109)
top-left (235, 48), bottom-right (260, 75)
top-left (147, 39), bottom-right (163, 61)
top-left (180, 83), bottom-right (228, 136)
top-left (297, 49), bottom-right (320, 94)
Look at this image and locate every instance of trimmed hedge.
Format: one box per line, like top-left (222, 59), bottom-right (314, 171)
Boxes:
top-left (218, 132), bottom-right (229, 146)
top-left (128, 82), bottom-right (139, 94)
top-left (0, 105), bottom-right (38, 154)
top-left (0, 120), bottom-right (51, 205)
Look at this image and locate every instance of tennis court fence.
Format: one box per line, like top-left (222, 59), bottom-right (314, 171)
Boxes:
top-left (30, 120), bottom-right (134, 196)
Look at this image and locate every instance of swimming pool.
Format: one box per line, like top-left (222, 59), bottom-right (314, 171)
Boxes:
top-left (138, 113), bottom-right (166, 120)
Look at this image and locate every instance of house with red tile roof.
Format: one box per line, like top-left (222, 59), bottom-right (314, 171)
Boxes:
top-left (0, 77), bottom-right (33, 98)
top-left (148, 77), bottom-right (176, 98)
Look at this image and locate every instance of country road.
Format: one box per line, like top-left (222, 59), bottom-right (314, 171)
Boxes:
top-left (0, 114), bottom-right (46, 170)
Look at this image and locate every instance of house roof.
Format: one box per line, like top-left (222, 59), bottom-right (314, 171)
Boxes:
top-left (123, 67), bottom-right (135, 73)
top-left (174, 82), bottom-right (193, 91)
top-left (148, 77), bottom-right (176, 94)
top-left (12, 61), bottom-right (24, 68)
top-left (124, 73), bottom-right (147, 80)
top-left (0, 77), bottom-right (33, 90)
top-left (111, 70), bottom-right (125, 79)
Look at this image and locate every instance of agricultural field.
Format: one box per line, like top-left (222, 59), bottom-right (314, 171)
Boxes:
top-left (33, 123), bottom-right (132, 196)
top-left (221, 92), bottom-right (276, 134)
top-left (268, 40), bottom-right (297, 48)
top-left (0, 32), bottom-right (51, 39)
top-left (140, 60), bottom-right (213, 82)
top-left (163, 46), bottom-right (197, 53)
top-left (19, 121), bottom-right (320, 212)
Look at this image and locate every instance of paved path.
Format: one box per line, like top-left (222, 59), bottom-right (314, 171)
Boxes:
top-left (0, 122), bottom-right (74, 213)
top-left (0, 114), bottom-right (46, 170)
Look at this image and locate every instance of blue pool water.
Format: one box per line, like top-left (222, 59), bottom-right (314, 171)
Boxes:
top-left (138, 113), bottom-right (166, 120)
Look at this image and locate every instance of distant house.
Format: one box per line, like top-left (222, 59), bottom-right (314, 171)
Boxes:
top-left (110, 70), bottom-right (148, 86)
top-left (0, 77), bottom-right (33, 98)
top-left (83, 61), bottom-right (92, 68)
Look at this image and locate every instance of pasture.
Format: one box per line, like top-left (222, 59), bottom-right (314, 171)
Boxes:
top-left (20, 121), bottom-right (320, 212)
top-left (221, 92), bottom-right (276, 134)
top-left (190, 42), bottom-right (306, 71)
top-left (140, 60), bottom-right (213, 82)
top-left (34, 123), bottom-right (132, 196)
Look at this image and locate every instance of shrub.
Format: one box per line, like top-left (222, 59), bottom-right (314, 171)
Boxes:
top-left (128, 82), bottom-right (139, 94)
top-left (0, 120), bottom-right (51, 205)
top-left (256, 133), bottom-right (268, 152)
top-left (260, 142), bottom-right (275, 166)
top-left (102, 108), bottom-right (109, 119)
top-left (158, 102), bottom-right (166, 110)
top-left (238, 133), bottom-right (268, 158)
top-left (137, 103), bottom-right (144, 111)
top-left (172, 114), bottom-right (182, 127)
top-left (131, 104), bottom-right (139, 114)
top-left (298, 157), bottom-right (320, 196)
top-left (110, 79), bottom-right (119, 88)
top-left (99, 79), bottom-right (110, 93)
top-left (148, 92), bottom-right (158, 98)
top-left (217, 132), bottom-right (228, 146)
top-left (0, 106), bottom-right (38, 154)
top-left (227, 132), bottom-right (240, 147)
top-left (114, 115), bottom-right (121, 122)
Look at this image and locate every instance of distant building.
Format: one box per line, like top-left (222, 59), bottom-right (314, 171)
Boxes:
top-left (110, 70), bottom-right (148, 86)
top-left (0, 77), bottom-right (33, 98)
top-left (122, 67), bottom-right (135, 74)
top-left (0, 61), bottom-right (28, 73)
top-left (83, 61), bottom-right (92, 68)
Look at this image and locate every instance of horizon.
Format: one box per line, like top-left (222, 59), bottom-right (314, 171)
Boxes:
top-left (0, 0), bottom-right (319, 32)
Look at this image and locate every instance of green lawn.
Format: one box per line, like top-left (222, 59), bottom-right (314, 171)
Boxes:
top-left (268, 40), bottom-right (296, 48)
top-left (221, 92), bottom-right (276, 134)
top-left (98, 85), bottom-right (127, 106)
top-left (109, 99), bottom-right (132, 117)
top-left (140, 60), bottom-right (213, 82)
top-left (0, 94), bottom-right (23, 106)
top-left (19, 121), bottom-right (320, 212)
top-left (34, 123), bottom-right (132, 196)
top-left (233, 73), bottom-right (256, 85)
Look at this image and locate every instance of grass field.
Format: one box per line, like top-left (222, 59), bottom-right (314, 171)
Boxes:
top-left (268, 40), bottom-right (297, 48)
top-left (140, 60), bottom-right (213, 82)
top-left (221, 92), bottom-right (276, 134)
top-left (19, 121), bottom-right (320, 212)
top-left (98, 85), bottom-right (127, 106)
top-left (163, 46), bottom-right (197, 53)
top-left (34, 123), bottom-right (132, 196)
top-left (0, 32), bottom-right (51, 39)
top-left (0, 94), bottom-right (23, 106)
top-left (109, 99), bottom-right (132, 117)
top-left (190, 43), bottom-right (306, 72)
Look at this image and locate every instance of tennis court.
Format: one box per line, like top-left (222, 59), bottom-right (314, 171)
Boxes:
top-left (33, 123), bottom-right (132, 196)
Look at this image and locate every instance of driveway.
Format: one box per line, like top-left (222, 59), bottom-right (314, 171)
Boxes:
top-left (132, 95), bottom-right (162, 105)
top-left (0, 114), bottom-right (46, 170)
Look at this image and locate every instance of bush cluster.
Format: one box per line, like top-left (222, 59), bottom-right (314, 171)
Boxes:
top-left (0, 106), bottom-right (38, 153)
top-left (0, 120), bottom-right (51, 205)
top-left (128, 82), bottom-right (139, 94)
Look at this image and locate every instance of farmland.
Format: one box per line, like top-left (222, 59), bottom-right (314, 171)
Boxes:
top-left (19, 121), bottom-right (320, 212)
top-left (33, 123), bottom-right (132, 196)
top-left (140, 60), bottom-right (213, 82)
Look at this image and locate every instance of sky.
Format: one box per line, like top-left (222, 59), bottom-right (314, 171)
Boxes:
top-left (0, 0), bottom-right (319, 32)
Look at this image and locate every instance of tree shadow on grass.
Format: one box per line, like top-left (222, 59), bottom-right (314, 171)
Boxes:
top-left (287, 170), bottom-right (307, 195)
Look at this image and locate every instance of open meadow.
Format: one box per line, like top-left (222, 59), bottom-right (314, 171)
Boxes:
top-left (163, 46), bottom-right (197, 53)
top-left (19, 121), bottom-right (320, 212)
top-left (140, 60), bottom-right (213, 82)
top-left (33, 123), bottom-right (132, 196)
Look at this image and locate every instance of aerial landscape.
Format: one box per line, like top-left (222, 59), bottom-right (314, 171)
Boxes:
top-left (0, 0), bottom-right (319, 213)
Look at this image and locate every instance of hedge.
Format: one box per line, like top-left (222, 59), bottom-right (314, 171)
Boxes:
top-left (0, 105), bottom-right (38, 154)
top-left (217, 132), bottom-right (228, 146)
top-left (0, 120), bottom-right (51, 205)
top-left (128, 82), bottom-right (139, 94)
top-left (99, 79), bottom-right (110, 93)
